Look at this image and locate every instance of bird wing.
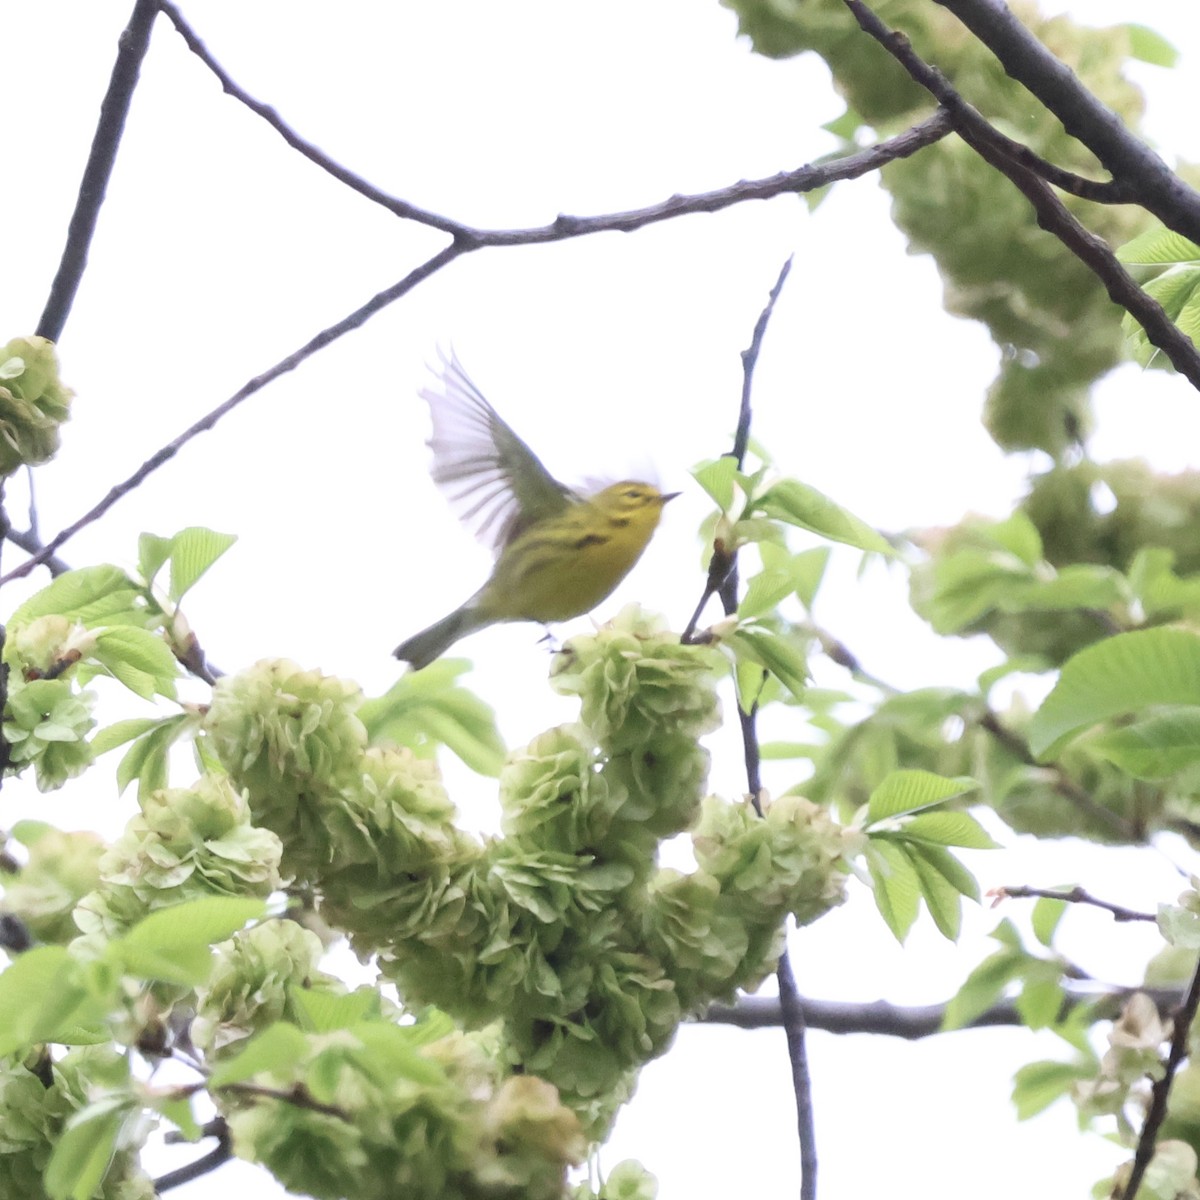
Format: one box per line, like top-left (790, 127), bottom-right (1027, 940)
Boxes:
top-left (421, 351), bottom-right (578, 553)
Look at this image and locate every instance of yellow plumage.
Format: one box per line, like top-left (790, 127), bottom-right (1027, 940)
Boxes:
top-left (394, 354), bottom-right (675, 669)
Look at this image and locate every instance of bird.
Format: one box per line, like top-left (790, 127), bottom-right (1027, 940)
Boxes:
top-left (394, 352), bottom-right (676, 669)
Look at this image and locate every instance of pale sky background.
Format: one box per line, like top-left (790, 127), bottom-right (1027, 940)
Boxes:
top-left (6, 2), bottom-right (1200, 1197)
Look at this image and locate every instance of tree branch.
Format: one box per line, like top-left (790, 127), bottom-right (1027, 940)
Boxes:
top-left (1124, 955), bottom-right (1200, 1200)
top-left (703, 984), bottom-right (1184, 1039)
top-left (932, 0), bottom-right (1200, 244)
top-left (842, 0), bottom-right (1200, 394)
top-left (37, 0), bottom-right (159, 343)
top-left (153, 1122), bottom-right (233, 1192)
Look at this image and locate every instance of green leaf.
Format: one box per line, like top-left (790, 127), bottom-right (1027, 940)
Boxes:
top-left (691, 456), bottom-right (738, 512)
top-left (1012, 1059), bottom-right (1092, 1119)
top-left (290, 987), bottom-right (380, 1033)
top-left (90, 718), bottom-right (163, 756)
top-left (137, 534), bottom-right (175, 589)
top-left (942, 947), bottom-right (1024, 1030)
top-left (90, 627), bottom-right (178, 700)
top-left (45, 1100), bottom-right (128, 1200)
top-left (754, 479), bottom-right (893, 555)
top-left (905, 842), bottom-right (981, 902)
top-left (733, 654), bottom-right (768, 713)
top-left (114, 715), bottom-right (192, 799)
top-left (113, 897), bottom-right (267, 986)
top-left (900, 810), bottom-right (997, 849)
top-left (1028, 627), bottom-right (1200, 758)
top-left (729, 627), bottom-right (808, 702)
top-left (1015, 973), bottom-right (1065, 1030)
top-left (168, 527), bottom-right (237, 602)
top-left (1116, 226), bottom-right (1200, 266)
top-left (156, 1094), bottom-right (202, 1142)
top-left (866, 769), bottom-right (978, 823)
top-left (209, 1022), bottom-right (310, 1088)
top-left (987, 511), bottom-right (1044, 566)
top-left (9, 566), bottom-right (138, 627)
top-left (1090, 708), bottom-right (1200, 780)
top-left (1122, 23), bottom-right (1179, 67)
top-left (0, 947), bottom-right (99, 1056)
top-left (1158, 903), bottom-right (1200, 949)
top-left (865, 839), bottom-right (921, 942)
top-left (907, 846), bottom-right (963, 940)
top-left (1031, 896), bottom-right (1067, 947)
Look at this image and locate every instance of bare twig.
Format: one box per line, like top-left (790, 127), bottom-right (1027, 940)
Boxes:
top-left (992, 885), bottom-right (1156, 924)
top-left (1123, 955), bottom-right (1200, 1199)
top-left (37, 0), bottom-right (159, 342)
top-left (932, 0), bottom-right (1200, 244)
top-left (842, 0), bottom-right (1200, 393)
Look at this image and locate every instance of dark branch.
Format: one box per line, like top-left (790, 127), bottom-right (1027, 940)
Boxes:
top-left (37, 0), bottom-right (159, 343)
top-left (1125, 956), bottom-right (1200, 1199)
top-left (842, 0), bottom-right (1200, 394)
top-left (932, 0), bottom-right (1200, 243)
top-left (155, 2), bottom-right (466, 238)
top-left (0, 243), bottom-right (464, 586)
top-left (703, 985), bottom-right (1184, 1039)
top-left (3, 527), bottom-right (71, 578)
top-left (993, 885), bottom-right (1156, 924)
top-left (153, 1122), bottom-right (232, 1192)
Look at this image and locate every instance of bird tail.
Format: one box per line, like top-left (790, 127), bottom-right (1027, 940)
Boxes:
top-left (393, 605), bottom-right (483, 669)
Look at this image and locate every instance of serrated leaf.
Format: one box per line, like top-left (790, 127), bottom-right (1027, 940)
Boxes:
top-left (739, 564), bottom-right (801, 621)
top-left (1029, 627), bottom-right (1200, 758)
top-left (290, 987), bottom-right (380, 1033)
top-left (168, 527), bottom-right (237, 602)
top-left (209, 1022), bottom-right (310, 1088)
top-left (905, 842), bottom-right (981, 902)
top-left (866, 769), bottom-right (979, 823)
top-left (729, 627), bottom-right (808, 702)
top-left (733, 655), bottom-right (768, 714)
top-left (900, 810), bottom-right (997, 849)
top-left (137, 534), bottom-right (175, 589)
top-left (0, 947), bottom-right (97, 1057)
top-left (9, 566), bottom-right (136, 627)
top-left (114, 897), bottom-right (267, 985)
top-left (1116, 226), bottom-right (1200, 266)
top-left (44, 1101), bottom-right (128, 1200)
top-left (692, 456), bottom-right (738, 512)
top-left (90, 627), bottom-right (178, 700)
top-left (90, 718), bottom-right (163, 756)
top-left (1090, 708), bottom-right (1200, 780)
top-left (907, 846), bottom-right (963, 940)
top-left (865, 840), bottom-right (921, 942)
top-left (754, 479), bottom-right (893, 555)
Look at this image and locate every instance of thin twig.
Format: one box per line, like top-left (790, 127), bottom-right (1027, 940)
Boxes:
top-left (37, 0), bottom-right (159, 342)
top-left (158, 1), bottom-right (952, 244)
top-left (1123, 955), bottom-right (1200, 1199)
top-left (931, 0), bottom-right (1200, 244)
top-left (3, 528), bottom-right (70, 577)
top-left (842, 0), bottom-right (1200, 394)
top-left (1, 243), bottom-right (464, 586)
top-left (705, 259), bottom-right (818, 1200)
top-left (992, 885), bottom-right (1156, 924)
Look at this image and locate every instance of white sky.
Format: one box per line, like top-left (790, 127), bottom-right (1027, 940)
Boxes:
top-left (6, 2), bottom-right (1200, 1197)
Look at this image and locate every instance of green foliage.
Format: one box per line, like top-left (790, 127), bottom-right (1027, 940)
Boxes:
top-left (0, 336), bottom-right (73, 476)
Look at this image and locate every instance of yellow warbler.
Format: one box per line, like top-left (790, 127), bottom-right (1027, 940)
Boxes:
top-left (394, 353), bottom-right (676, 669)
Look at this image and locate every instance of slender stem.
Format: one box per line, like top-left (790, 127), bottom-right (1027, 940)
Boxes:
top-left (37, 0), bottom-right (159, 342)
top-left (1124, 955), bottom-right (1200, 1199)
top-left (994, 885), bottom-right (1155, 924)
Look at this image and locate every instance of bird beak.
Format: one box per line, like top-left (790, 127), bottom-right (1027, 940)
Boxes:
top-left (661, 491), bottom-right (681, 504)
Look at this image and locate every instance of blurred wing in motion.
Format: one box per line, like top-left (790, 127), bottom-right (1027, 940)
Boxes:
top-left (422, 351), bottom-right (577, 552)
